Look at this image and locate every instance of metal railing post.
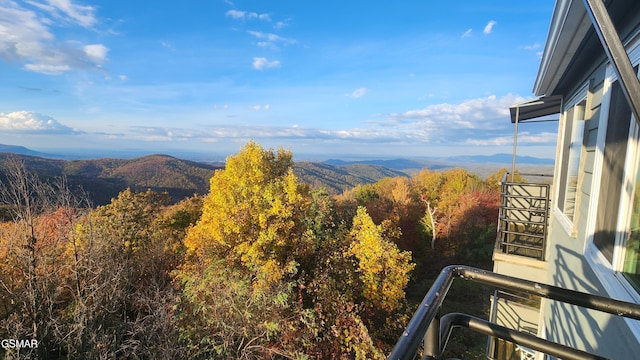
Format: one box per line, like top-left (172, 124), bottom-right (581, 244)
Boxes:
top-left (423, 310), bottom-right (440, 359)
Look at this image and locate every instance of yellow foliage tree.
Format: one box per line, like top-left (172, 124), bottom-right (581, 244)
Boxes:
top-left (184, 141), bottom-right (314, 290)
top-left (349, 206), bottom-right (415, 312)
top-left (485, 167), bottom-right (527, 191)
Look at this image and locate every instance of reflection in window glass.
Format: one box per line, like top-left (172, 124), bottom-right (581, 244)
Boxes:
top-left (594, 81), bottom-right (632, 262)
top-left (623, 169), bottom-right (640, 290)
top-left (563, 100), bottom-right (586, 221)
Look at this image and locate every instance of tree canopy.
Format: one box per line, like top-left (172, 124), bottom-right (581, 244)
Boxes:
top-left (0, 143), bottom-right (506, 359)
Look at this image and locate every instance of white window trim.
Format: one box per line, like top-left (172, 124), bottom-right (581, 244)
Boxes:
top-left (553, 82), bottom-right (589, 236)
top-left (583, 39), bottom-right (640, 337)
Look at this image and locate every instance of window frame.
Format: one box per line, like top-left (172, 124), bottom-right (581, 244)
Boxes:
top-left (554, 84), bottom-right (588, 236)
top-left (584, 35), bottom-right (640, 337)
top-left (614, 121), bottom-right (640, 292)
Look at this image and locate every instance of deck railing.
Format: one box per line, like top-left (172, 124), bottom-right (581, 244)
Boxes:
top-left (388, 265), bottom-right (640, 360)
top-left (495, 173), bottom-right (551, 261)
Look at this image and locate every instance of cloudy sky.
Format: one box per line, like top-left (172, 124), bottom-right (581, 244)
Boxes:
top-left (0, 0), bottom-right (558, 160)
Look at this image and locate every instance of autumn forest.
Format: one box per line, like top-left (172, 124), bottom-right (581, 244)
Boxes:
top-left (0, 141), bottom-right (508, 359)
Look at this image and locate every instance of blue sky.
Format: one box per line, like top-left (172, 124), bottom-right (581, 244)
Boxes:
top-left (0, 0), bottom-right (558, 160)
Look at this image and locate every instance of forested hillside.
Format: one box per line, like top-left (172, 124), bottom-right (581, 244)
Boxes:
top-left (0, 153), bottom-right (221, 205)
top-left (0, 153), bottom-right (412, 205)
top-left (0, 142), bottom-right (506, 359)
top-left (293, 161), bottom-right (408, 194)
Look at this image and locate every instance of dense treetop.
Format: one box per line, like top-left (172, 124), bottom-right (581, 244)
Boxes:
top-left (0, 143), bottom-right (508, 359)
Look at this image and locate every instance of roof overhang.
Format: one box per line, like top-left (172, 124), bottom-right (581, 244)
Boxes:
top-left (509, 95), bottom-right (563, 123)
top-left (534, 0), bottom-right (591, 96)
top-left (534, 0), bottom-right (640, 122)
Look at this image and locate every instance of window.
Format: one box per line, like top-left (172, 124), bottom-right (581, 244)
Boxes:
top-left (593, 80), bottom-right (633, 262)
top-left (557, 96), bottom-right (587, 224)
top-left (584, 37), bottom-right (640, 335)
top-left (622, 154), bottom-right (640, 290)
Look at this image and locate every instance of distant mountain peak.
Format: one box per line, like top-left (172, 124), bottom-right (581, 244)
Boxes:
top-left (0, 144), bottom-right (49, 157)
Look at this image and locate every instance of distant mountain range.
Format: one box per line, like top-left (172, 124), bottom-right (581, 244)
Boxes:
top-left (324, 158), bottom-right (440, 171)
top-left (0, 153), bottom-right (222, 205)
top-left (0, 148), bottom-right (412, 204)
top-left (0, 145), bottom-right (554, 204)
top-left (443, 153), bottom-right (554, 165)
top-left (324, 153), bottom-right (553, 169)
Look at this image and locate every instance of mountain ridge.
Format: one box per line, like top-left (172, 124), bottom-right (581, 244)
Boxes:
top-left (0, 145), bottom-right (554, 203)
top-left (0, 153), bottom-right (221, 205)
top-left (325, 153), bottom-right (553, 168)
top-left (0, 151), bottom-right (412, 204)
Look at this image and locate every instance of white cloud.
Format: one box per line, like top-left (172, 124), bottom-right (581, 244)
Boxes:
top-left (483, 20), bottom-right (497, 35)
top-left (0, 2), bottom-right (54, 60)
top-left (0, 0), bottom-right (107, 74)
top-left (249, 104), bottom-right (271, 111)
top-left (118, 74), bottom-right (128, 81)
top-left (357, 94), bottom-right (559, 150)
top-left (225, 9), bottom-right (270, 22)
top-left (382, 94), bottom-right (531, 144)
top-left (124, 122), bottom-right (420, 145)
top-left (225, 9), bottom-right (245, 19)
top-left (73, 93), bottom-right (557, 155)
top-left (523, 43), bottom-right (544, 59)
top-left (466, 131), bottom-right (557, 146)
top-left (84, 44), bottom-right (108, 63)
top-left (128, 126), bottom-right (199, 142)
top-left (0, 111), bottom-right (78, 133)
top-left (346, 87), bottom-right (368, 99)
top-left (250, 13), bottom-right (271, 21)
top-left (274, 18), bottom-right (291, 29)
top-left (160, 41), bottom-right (175, 50)
top-left (23, 63), bottom-right (70, 75)
top-left (252, 57), bottom-right (280, 70)
top-left (18, 92), bottom-right (552, 153)
top-left (247, 30), bottom-right (295, 46)
top-left (27, 0), bottom-right (97, 28)
top-left (523, 43), bottom-right (541, 51)
top-left (461, 29), bottom-right (472, 38)
top-left (388, 94), bottom-right (520, 126)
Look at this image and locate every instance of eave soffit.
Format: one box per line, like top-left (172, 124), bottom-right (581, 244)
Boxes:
top-left (534, 0), bottom-right (592, 97)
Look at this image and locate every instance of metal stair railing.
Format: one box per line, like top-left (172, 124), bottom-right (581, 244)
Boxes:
top-left (388, 265), bottom-right (640, 360)
top-left (496, 172), bottom-right (551, 261)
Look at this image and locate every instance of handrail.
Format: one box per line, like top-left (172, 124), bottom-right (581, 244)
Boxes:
top-left (387, 265), bottom-right (640, 360)
top-left (439, 313), bottom-right (607, 360)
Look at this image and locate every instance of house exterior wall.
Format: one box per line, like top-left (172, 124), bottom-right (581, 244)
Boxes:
top-left (490, 2), bottom-right (640, 357)
top-left (541, 23), bottom-right (640, 359)
top-left (543, 216), bottom-right (640, 358)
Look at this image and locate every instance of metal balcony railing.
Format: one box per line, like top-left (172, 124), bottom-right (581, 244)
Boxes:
top-left (388, 265), bottom-right (640, 360)
top-left (495, 173), bottom-right (551, 261)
